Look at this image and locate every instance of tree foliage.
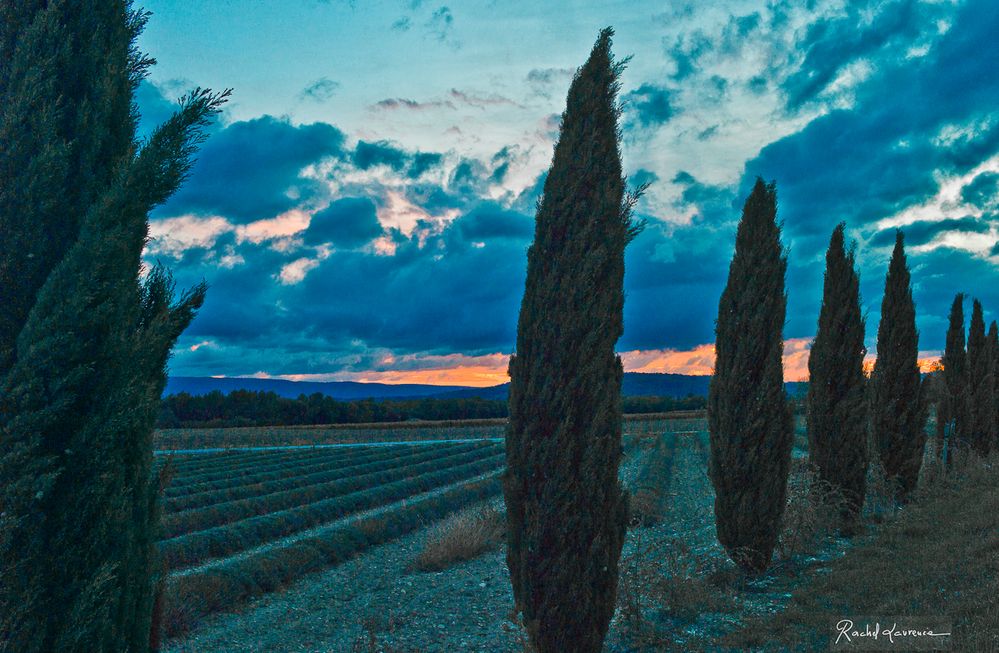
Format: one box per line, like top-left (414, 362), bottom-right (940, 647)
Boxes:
top-left (869, 232), bottom-right (927, 501)
top-left (0, 3), bottom-right (225, 650)
top-left (708, 178), bottom-right (793, 574)
top-left (806, 223), bottom-right (867, 528)
top-left (941, 293), bottom-right (969, 461)
top-left (504, 28), bottom-right (636, 653)
top-left (967, 299), bottom-right (996, 456)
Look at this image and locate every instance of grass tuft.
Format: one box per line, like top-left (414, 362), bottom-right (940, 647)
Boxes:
top-left (410, 502), bottom-right (505, 572)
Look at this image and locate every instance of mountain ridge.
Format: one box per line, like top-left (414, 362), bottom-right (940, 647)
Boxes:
top-left (166, 373), bottom-right (806, 400)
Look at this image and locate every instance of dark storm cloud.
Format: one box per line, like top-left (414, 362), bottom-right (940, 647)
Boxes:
top-left (962, 171), bottom-right (999, 210)
top-left (868, 217), bottom-right (990, 249)
top-left (350, 140), bottom-right (443, 179)
top-left (619, 172), bottom-right (741, 350)
top-left (744, 0), bottom-right (999, 346)
top-left (742, 0), bottom-right (999, 255)
top-left (160, 189), bottom-right (535, 374)
top-left (448, 158), bottom-right (489, 196)
top-left (303, 197), bottom-right (383, 247)
top-left (904, 246), bottom-right (999, 350)
top-left (781, 0), bottom-right (943, 110)
top-left (156, 116), bottom-right (347, 223)
top-left (664, 30), bottom-right (714, 81)
top-left (452, 203), bottom-right (533, 242)
top-left (630, 169), bottom-right (658, 190)
top-left (623, 83), bottom-right (677, 128)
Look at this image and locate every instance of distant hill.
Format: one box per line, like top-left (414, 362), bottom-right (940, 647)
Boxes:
top-left (164, 376), bottom-right (470, 400)
top-left (166, 373), bottom-right (806, 401)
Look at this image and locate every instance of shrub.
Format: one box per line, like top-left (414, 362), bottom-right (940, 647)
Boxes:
top-left (777, 462), bottom-right (852, 559)
top-left (411, 502), bottom-right (505, 571)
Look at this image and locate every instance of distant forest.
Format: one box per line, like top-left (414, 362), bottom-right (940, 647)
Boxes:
top-left (157, 390), bottom-right (707, 428)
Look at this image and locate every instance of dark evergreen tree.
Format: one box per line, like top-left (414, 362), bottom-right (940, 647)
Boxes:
top-left (869, 232), bottom-right (927, 501)
top-left (806, 223), bottom-right (868, 529)
top-left (990, 321), bottom-right (999, 454)
top-left (0, 0), bottom-right (141, 376)
top-left (941, 293), bottom-right (969, 461)
top-left (707, 178), bottom-right (793, 574)
top-left (967, 299), bottom-right (996, 455)
top-left (0, 2), bottom-right (225, 650)
top-left (504, 28), bottom-right (637, 653)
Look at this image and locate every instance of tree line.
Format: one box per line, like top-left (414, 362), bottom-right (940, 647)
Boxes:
top-left (157, 389), bottom-right (706, 428)
top-left (502, 28), bottom-right (984, 653)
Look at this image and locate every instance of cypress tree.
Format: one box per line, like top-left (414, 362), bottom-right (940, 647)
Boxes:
top-left (504, 28), bottom-right (636, 653)
top-left (806, 223), bottom-right (867, 529)
top-left (869, 232), bottom-right (927, 501)
top-left (967, 299), bottom-right (996, 456)
top-left (990, 321), bottom-right (999, 454)
top-left (0, 3), bottom-right (225, 649)
top-left (941, 293), bottom-right (969, 461)
top-left (707, 178), bottom-right (793, 575)
top-left (0, 0), bottom-right (141, 376)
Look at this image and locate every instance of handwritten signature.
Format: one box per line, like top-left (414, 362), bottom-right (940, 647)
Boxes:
top-left (835, 619), bottom-right (952, 645)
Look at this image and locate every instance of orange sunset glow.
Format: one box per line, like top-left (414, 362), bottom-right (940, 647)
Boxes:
top-left (258, 339), bottom-right (944, 387)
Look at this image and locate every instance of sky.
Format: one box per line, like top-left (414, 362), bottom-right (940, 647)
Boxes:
top-left (135, 0), bottom-right (999, 386)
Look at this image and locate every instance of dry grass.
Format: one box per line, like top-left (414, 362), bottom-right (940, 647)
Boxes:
top-left (720, 451), bottom-right (999, 651)
top-left (777, 461), bottom-right (852, 560)
top-left (409, 502), bottom-right (505, 572)
top-left (617, 528), bottom-right (735, 649)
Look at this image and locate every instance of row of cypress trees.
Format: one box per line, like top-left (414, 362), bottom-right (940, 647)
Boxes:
top-left (939, 293), bottom-right (999, 459)
top-left (502, 27), bottom-right (939, 650)
top-left (709, 196), bottom-right (929, 574)
top-left (0, 2), bottom-right (226, 650)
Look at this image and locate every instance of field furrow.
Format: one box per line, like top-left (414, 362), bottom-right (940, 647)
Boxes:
top-left (162, 443), bottom-right (502, 537)
top-left (159, 452), bottom-right (506, 570)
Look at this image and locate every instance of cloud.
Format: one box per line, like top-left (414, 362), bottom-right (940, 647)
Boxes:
top-left (303, 197), bottom-right (383, 247)
top-left (135, 80), bottom-right (178, 141)
top-left (868, 217), bottom-right (991, 249)
top-left (157, 116), bottom-right (346, 223)
top-left (299, 77), bottom-right (340, 102)
top-left (448, 88), bottom-right (522, 110)
top-left (962, 171), bottom-right (999, 210)
top-left (525, 67), bottom-right (574, 99)
top-left (351, 139), bottom-right (444, 180)
top-left (369, 97), bottom-right (457, 111)
top-left (781, 0), bottom-right (947, 111)
top-left (617, 338), bottom-right (812, 382)
top-left (426, 5), bottom-right (457, 46)
top-left (624, 83), bottom-right (678, 128)
top-left (664, 30), bottom-right (714, 81)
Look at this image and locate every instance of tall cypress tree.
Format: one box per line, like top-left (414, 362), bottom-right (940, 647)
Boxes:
top-left (806, 223), bottom-right (867, 529)
top-left (941, 293), bottom-right (969, 462)
top-left (869, 232), bottom-right (927, 501)
top-left (0, 3), bottom-right (225, 649)
top-left (0, 0), bottom-right (140, 376)
top-left (967, 299), bottom-right (996, 456)
top-left (708, 178), bottom-right (793, 575)
top-left (504, 28), bottom-right (635, 653)
top-left (990, 321), bottom-right (999, 455)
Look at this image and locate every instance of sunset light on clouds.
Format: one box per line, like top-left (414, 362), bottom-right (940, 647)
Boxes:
top-left (133, 0), bottom-right (999, 385)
